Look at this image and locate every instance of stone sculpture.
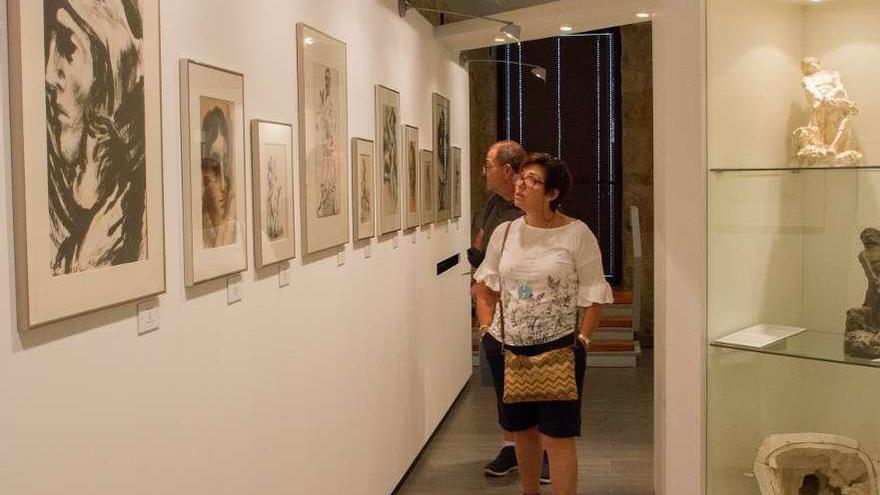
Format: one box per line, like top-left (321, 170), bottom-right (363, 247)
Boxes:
top-left (793, 57), bottom-right (862, 167)
top-left (754, 433), bottom-right (880, 495)
top-left (845, 228), bottom-right (880, 358)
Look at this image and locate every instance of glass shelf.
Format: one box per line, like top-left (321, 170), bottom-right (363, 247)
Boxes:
top-left (710, 329), bottom-right (880, 369)
top-left (710, 166), bottom-right (880, 173)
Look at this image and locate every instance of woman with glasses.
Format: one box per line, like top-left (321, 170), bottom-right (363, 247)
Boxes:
top-left (472, 153), bottom-right (613, 495)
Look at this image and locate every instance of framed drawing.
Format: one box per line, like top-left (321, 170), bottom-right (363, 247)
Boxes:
top-left (180, 59), bottom-right (247, 286)
top-left (420, 149), bottom-right (436, 225)
top-left (375, 85), bottom-right (401, 236)
top-left (432, 93), bottom-right (451, 222)
top-left (403, 125), bottom-right (420, 229)
top-left (251, 120), bottom-right (296, 268)
top-left (351, 138), bottom-right (375, 240)
top-left (7, 0), bottom-right (165, 329)
top-left (452, 146), bottom-right (462, 219)
top-left (296, 23), bottom-right (349, 254)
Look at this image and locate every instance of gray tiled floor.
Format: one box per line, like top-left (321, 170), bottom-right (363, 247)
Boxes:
top-left (395, 352), bottom-right (654, 495)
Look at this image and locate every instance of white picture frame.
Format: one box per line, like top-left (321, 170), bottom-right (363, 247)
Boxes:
top-left (376, 85), bottom-right (401, 236)
top-left (452, 146), bottom-right (462, 219)
top-left (251, 120), bottom-right (296, 268)
top-left (420, 149), bottom-right (436, 225)
top-left (180, 59), bottom-right (248, 286)
top-left (432, 92), bottom-right (451, 222)
top-left (351, 138), bottom-right (376, 240)
top-left (296, 23), bottom-right (350, 254)
top-left (8, 0), bottom-right (165, 329)
top-left (403, 125), bottom-right (420, 229)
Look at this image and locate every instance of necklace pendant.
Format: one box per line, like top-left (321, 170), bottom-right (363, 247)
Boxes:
top-left (518, 283), bottom-right (533, 300)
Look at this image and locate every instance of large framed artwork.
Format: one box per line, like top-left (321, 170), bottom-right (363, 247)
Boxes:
top-left (403, 125), bottom-right (420, 229)
top-left (452, 146), bottom-right (462, 219)
top-left (296, 23), bottom-right (349, 254)
top-left (375, 85), bottom-right (401, 236)
top-left (420, 149), bottom-right (436, 225)
top-left (7, 0), bottom-right (165, 329)
top-left (251, 120), bottom-right (296, 268)
top-left (180, 59), bottom-right (247, 286)
top-left (351, 138), bottom-right (375, 240)
top-left (432, 93), bottom-right (451, 222)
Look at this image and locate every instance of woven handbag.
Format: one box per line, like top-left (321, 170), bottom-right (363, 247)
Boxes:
top-left (496, 222), bottom-right (579, 404)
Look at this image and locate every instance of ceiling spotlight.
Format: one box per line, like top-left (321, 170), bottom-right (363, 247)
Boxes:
top-left (500, 23), bottom-right (522, 42)
top-left (560, 25), bottom-right (573, 32)
top-left (636, 12), bottom-right (651, 18)
top-left (303, 36), bottom-right (315, 45)
top-left (494, 37), bottom-right (506, 43)
top-left (530, 66), bottom-right (547, 81)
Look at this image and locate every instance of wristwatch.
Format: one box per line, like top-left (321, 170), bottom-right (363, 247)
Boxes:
top-left (578, 334), bottom-right (591, 347)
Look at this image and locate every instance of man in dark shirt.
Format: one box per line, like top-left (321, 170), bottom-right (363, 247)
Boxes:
top-left (470, 140), bottom-right (550, 483)
top-left (468, 140), bottom-right (525, 269)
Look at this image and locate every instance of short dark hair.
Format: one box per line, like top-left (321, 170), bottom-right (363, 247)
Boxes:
top-left (492, 140), bottom-right (527, 173)
top-left (522, 152), bottom-right (572, 211)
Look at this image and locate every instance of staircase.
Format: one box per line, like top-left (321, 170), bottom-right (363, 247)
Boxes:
top-left (587, 289), bottom-right (641, 367)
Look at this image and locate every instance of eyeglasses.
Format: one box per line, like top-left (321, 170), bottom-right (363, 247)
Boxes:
top-left (482, 163), bottom-right (503, 173)
top-left (515, 175), bottom-right (545, 188)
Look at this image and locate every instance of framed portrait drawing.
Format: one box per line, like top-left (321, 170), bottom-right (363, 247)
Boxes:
top-left (296, 23), bottom-right (350, 254)
top-left (180, 59), bottom-right (247, 286)
top-left (403, 125), bottom-right (420, 230)
top-left (452, 146), bottom-right (462, 219)
top-left (7, 0), bottom-right (165, 329)
top-left (375, 85), bottom-right (401, 236)
top-left (420, 150), bottom-right (436, 226)
top-left (432, 93), bottom-right (451, 222)
top-left (251, 120), bottom-right (296, 268)
top-left (351, 138), bottom-right (375, 240)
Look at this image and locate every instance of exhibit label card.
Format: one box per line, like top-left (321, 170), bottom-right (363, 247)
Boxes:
top-left (715, 324), bottom-right (807, 348)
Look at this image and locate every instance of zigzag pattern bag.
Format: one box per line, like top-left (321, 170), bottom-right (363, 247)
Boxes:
top-left (496, 222), bottom-right (579, 404)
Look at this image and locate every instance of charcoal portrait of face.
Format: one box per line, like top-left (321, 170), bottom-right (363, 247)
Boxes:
top-left (45, 0), bottom-right (147, 275)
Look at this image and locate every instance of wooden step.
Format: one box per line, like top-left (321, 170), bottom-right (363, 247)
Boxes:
top-left (598, 315), bottom-right (633, 328)
top-left (593, 328), bottom-right (635, 341)
top-left (589, 340), bottom-right (636, 352)
top-left (612, 290), bottom-right (633, 304)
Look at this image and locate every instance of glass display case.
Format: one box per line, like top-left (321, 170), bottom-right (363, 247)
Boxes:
top-left (707, 0), bottom-right (880, 493)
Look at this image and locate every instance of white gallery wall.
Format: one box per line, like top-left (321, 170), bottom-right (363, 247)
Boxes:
top-left (0, 1), bottom-right (472, 494)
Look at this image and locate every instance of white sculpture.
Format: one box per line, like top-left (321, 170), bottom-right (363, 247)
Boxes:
top-left (754, 433), bottom-right (880, 495)
top-left (793, 57), bottom-right (863, 167)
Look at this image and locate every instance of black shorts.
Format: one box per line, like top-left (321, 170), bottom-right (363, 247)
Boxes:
top-left (481, 332), bottom-right (587, 438)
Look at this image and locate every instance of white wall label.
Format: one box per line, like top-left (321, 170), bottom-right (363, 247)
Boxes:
top-left (392, 236), bottom-right (399, 249)
top-left (337, 248), bottom-right (346, 266)
top-left (227, 274), bottom-right (242, 304)
top-left (278, 265), bottom-right (291, 288)
top-left (137, 298), bottom-right (160, 335)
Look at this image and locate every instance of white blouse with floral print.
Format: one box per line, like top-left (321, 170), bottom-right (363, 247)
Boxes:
top-left (474, 217), bottom-right (614, 346)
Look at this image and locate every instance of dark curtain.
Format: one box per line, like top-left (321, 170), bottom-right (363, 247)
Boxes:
top-left (496, 28), bottom-right (623, 285)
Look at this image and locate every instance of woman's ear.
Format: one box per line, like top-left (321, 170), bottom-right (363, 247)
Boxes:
top-left (546, 188), bottom-right (560, 203)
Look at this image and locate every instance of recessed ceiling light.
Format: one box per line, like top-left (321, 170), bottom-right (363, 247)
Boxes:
top-left (494, 37), bottom-right (506, 43)
top-left (560, 25), bottom-right (573, 32)
top-left (636, 12), bottom-right (651, 18)
top-left (303, 36), bottom-right (314, 45)
top-left (809, 0), bottom-right (824, 3)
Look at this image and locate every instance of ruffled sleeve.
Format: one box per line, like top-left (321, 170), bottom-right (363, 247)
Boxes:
top-left (473, 221), bottom-right (511, 292)
top-left (574, 223), bottom-right (614, 307)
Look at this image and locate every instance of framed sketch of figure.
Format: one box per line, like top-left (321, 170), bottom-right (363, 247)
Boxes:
top-left (351, 138), bottom-right (375, 240)
top-left (375, 85), bottom-right (401, 236)
top-left (251, 120), bottom-right (296, 268)
top-left (7, 0), bottom-right (165, 329)
top-left (180, 59), bottom-right (247, 286)
top-left (296, 23), bottom-right (350, 254)
top-left (403, 125), bottom-right (420, 230)
top-left (432, 93), bottom-right (451, 222)
top-left (452, 146), bottom-right (462, 219)
top-left (420, 149), bottom-right (436, 225)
